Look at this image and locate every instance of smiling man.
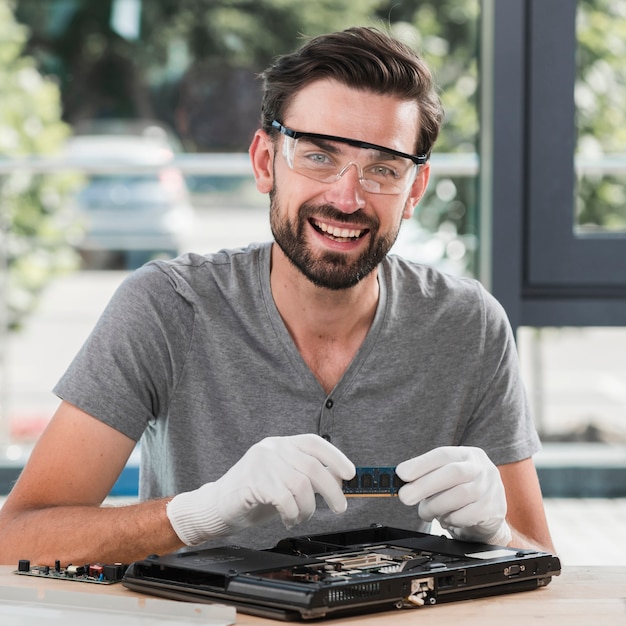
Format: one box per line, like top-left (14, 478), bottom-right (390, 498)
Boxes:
top-left (0, 27), bottom-right (555, 566)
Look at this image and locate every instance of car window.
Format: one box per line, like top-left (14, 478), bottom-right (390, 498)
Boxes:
top-left (77, 175), bottom-right (170, 209)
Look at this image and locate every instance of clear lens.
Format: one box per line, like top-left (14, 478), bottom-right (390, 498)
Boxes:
top-left (282, 134), bottom-right (417, 195)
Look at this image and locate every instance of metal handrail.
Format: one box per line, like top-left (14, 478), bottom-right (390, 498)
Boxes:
top-left (2, 152), bottom-right (626, 177)
top-left (0, 152), bottom-right (480, 176)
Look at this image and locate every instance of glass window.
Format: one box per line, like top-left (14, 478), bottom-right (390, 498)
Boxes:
top-left (518, 327), bottom-right (626, 444)
top-left (575, 0), bottom-right (626, 233)
top-left (2, 1), bottom-right (481, 453)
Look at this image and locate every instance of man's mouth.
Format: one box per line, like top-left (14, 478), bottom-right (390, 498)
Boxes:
top-left (311, 219), bottom-right (368, 243)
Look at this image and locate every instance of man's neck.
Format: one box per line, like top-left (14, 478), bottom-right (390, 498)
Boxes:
top-left (270, 244), bottom-right (379, 338)
top-left (269, 244), bottom-right (379, 393)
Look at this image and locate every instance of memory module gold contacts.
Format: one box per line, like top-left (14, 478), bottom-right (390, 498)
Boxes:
top-left (342, 467), bottom-right (406, 497)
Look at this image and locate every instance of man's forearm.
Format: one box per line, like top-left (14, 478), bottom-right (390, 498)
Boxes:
top-left (507, 524), bottom-right (556, 554)
top-left (0, 498), bottom-right (185, 565)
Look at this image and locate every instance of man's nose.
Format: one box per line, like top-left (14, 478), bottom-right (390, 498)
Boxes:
top-left (325, 162), bottom-right (366, 212)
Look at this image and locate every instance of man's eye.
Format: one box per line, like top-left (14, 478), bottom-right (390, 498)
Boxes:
top-left (305, 152), bottom-right (333, 166)
top-left (369, 164), bottom-right (400, 179)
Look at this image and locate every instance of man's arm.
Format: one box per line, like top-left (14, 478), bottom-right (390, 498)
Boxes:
top-left (0, 401), bottom-right (185, 565)
top-left (499, 458), bottom-right (555, 553)
top-left (0, 401), bottom-right (357, 566)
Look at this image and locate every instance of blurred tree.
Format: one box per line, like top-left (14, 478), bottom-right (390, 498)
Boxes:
top-left (15, 0), bottom-right (383, 150)
top-left (377, 0), bottom-right (480, 153)
top-left (576, 0), bottom-right (626, 232)
top-left (13, 0), bottom-right (479, 154)
top-left (377, 0), bottom-right (480, 275)
top-left (11, 0), bottom-right (626, 271)
top-left (0, 0), bottom-right (80, 330)
top-left (13, 0), bottom-right (481, 272)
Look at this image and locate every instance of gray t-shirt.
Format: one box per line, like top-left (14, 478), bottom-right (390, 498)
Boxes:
top-left (54, 242), bottom-right (540, 549)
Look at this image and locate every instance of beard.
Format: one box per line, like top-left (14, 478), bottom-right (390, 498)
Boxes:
top-left (269, 190), bottom-right (402, 290)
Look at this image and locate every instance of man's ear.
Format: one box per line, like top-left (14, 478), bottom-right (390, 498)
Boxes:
top-left (249, 130), bottom-right (274, 194)
top-left (402, 162), bottom-right (430, 220)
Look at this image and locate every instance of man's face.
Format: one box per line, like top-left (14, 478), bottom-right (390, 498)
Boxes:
top-left (263, 79), bottom-right (429, 290)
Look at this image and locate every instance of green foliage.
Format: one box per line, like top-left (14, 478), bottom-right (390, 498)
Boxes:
top-left (8, 0), bottom-right (624, 286)
top-left (576, 0), bottom-right (626, 231)
top-left (12, 0), bottom-right (481, 273)
top-left (0, 0), bottom-right (80, 330)
top-left (140, 0), bottom-right (383, 66)
top-left (374, 1), bottom-right (480, 152)
top-left (376, 1), bottom-right (480, 275)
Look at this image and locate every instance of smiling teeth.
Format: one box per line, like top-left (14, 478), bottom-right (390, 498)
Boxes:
top-left (315, 220), bottom-right (363, 239)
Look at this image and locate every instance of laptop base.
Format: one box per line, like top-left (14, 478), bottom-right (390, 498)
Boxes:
top-left (123, 524), bottom-right (561, 621)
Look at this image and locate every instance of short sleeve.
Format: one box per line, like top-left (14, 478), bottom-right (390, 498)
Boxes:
top-left (53, 263), bottom-right (195, 441)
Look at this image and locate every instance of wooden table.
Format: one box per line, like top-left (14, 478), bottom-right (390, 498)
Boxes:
top-left (0, 565), bottom-right (624, 624)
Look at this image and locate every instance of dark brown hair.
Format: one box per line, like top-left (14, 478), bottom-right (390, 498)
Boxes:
top-left (260, 26), bottom-right (443, 158)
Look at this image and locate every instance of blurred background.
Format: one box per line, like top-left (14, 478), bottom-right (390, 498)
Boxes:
top-left (0, 0), bottom-right (624, 564)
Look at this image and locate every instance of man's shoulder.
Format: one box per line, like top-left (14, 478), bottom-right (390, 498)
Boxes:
top-left (383, 253), bottom-right (483, 296)
top-left (135, 242), bottom-right (270, 285)
top-left (382, 254), bottom-right (508, 322)
top-left (157, 242), bottom-right (269, 272)
top-left (109, 243), bottom-right (270, 315)
top-left (382, 256), bottom-right (513, 344)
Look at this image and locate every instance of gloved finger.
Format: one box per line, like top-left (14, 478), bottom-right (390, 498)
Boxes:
top-left (269, 474), bottom-right (317, 528)
top-left (396, 446), bottom-right (469, 483)
top-left (244, 467), bottom-right (316, 528)
top-left (398, 459), bottom-right (477, 506)
top-left (278, 441), bottom-right (349, 514)
top-left (416, 481), bottom-right (484, 522)
top-left (290, 434), bottom-right (356, 480)
top-left (311, 472), bottom-right (349, 514)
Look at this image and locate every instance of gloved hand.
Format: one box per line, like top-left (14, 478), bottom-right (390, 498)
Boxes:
top-left (395, 446), bottom-right (511, 546)
top-left (166, 434), bottom-right (356, 546)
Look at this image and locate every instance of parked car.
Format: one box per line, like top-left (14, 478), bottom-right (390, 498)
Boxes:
top-left (65, 121), bottom-right (194, 269)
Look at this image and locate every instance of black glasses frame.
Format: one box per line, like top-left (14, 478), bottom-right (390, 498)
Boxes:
top-left (271, 120), bottom-right (429, 166)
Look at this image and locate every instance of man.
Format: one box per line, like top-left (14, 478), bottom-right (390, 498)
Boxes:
top-left (0, 27), bottom-right (554, 566)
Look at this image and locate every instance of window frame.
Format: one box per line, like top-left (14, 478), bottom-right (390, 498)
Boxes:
top-left (480, 0), bottom-right (626, 329)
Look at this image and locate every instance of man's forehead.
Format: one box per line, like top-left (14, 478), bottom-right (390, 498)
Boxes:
top-left (284, 79), bottom-right (420, 152)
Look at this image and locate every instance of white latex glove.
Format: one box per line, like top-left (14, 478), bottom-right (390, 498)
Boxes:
top-left (395, 446), bottom-right (511, 546)
top-left (166, 434), bottom-right (356, 546)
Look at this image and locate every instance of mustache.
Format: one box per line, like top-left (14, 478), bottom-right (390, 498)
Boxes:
top-left (299, 202), bottom-right (379, 230)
